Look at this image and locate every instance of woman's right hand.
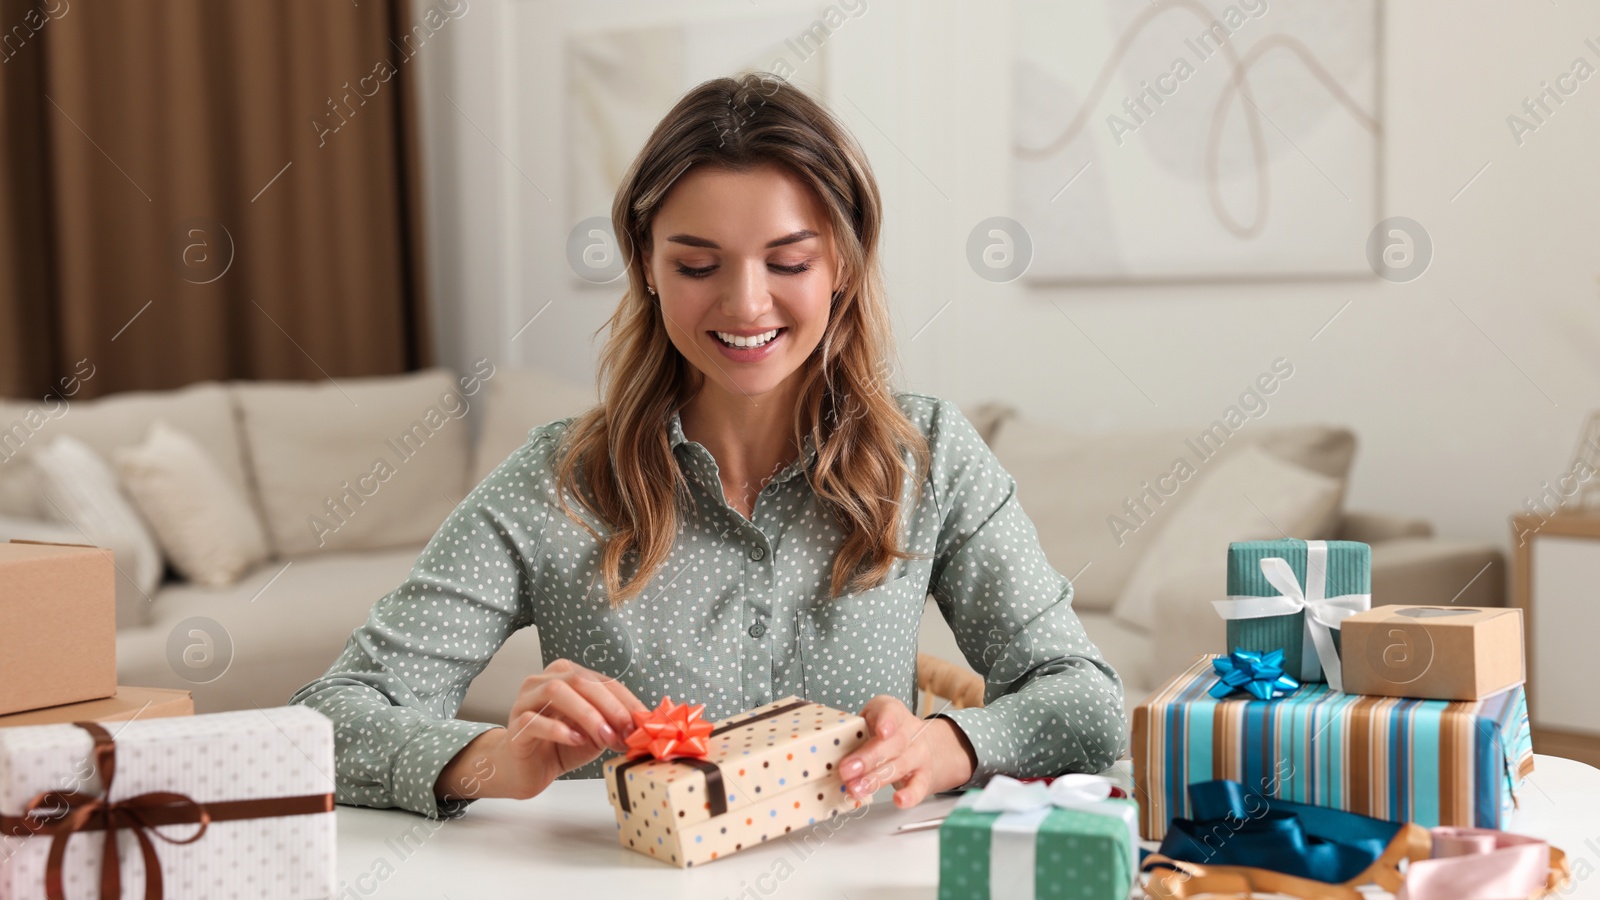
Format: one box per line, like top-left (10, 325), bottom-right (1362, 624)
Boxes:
top-left (436, 658), bottom-right (648, 803)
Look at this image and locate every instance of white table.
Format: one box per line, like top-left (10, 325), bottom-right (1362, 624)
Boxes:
top-left (335, 755), bottom-right (1600, 899)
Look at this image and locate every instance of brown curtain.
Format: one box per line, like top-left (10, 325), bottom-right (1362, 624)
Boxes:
top-left (0, 0), bottom-right (434, 400)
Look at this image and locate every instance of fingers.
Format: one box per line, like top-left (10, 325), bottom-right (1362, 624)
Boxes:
top-left (845, 750), bottom-right (911, 800)
top-left (547, 657), bottom-right (648, 725)
top-left (841, 695), bottom-right (914, 799)
top-left (504, 707), bottom-right (586, 758)
top-left (539, 679), bottom-right (627, 753)
top-left (841, 695), bottom-right (907, 777)
top-left (890, 767), bottom-right (934, 809)
top-left (594, 669), bottom-right (651, 716)
top-left (509, 666), bottom-right (631, 757)
top-left (564, 675), bottom-right (640, 748)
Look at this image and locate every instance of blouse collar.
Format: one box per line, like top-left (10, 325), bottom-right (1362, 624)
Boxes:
top-left (667, 407), bottom-right (819, 488)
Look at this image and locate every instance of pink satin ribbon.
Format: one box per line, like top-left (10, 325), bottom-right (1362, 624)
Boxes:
top-left (1399, 827), bottom-right (1551, 900)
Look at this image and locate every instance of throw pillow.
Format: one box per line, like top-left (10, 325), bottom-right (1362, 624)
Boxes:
top-left (232, 368), bottom-right (473, 556)
top-left (469, 367), bottom-right (597, 485)
top-left (1110, 443), bottom-right (1343, 630)
top-left (114, 420), bottom-right (270, 587)
top-left (29, 435), bottom-right (165, 601)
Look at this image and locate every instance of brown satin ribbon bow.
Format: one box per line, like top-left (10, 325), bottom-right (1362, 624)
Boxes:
top-left (0, 720), bottom-right (335, 900)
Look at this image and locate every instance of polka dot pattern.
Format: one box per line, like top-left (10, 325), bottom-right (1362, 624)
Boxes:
top-left (0, 707), bottom-right (335, 897)
top-left (287, 392), bottom-right (1126, 820)
top-left (601, 697), bottom-right (869, 866)
top-left (938, 799), bottom-right (1138, 899)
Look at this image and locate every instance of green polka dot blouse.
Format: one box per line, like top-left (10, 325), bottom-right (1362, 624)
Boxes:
top-left (289, 392), bottom-right (1127, 819)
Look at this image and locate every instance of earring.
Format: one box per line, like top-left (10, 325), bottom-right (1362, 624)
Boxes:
top-left (647, 284), bottom-right (657, 296)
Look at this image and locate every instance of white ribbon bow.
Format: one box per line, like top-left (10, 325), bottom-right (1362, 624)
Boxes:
top-left (1210, 540), bottom-right (1370, 692)
top-left (959, 773), bottom-right (1138, 900)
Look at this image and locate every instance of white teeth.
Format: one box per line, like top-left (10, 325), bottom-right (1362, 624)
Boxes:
top-left (715, 328), bottom-right (780, 348)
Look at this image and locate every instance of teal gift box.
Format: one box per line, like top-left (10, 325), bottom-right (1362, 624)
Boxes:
top-left (1218, 538), bottom-right (1371, 686)
top-left (937, 775), bottom-right (1138, 900)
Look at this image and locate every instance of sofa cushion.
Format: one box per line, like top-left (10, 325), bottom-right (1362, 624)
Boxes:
top-left (115, 545), bottom-right (429, 713)
top-left (115, 542), bottom-right (548, 723)
top-left (1110, 444), bottom-right (1344, 630)
top-left (986, 414), bottom-right (1355, 612)
top-left (0, 382), bottom-right (246, 519)
top-left (31, 436), bottom-right (165, 628)
top-left (469, 368), bottom-right (597, 486)
top-left (232, 368), bottom-right (472, 557)
top-left (114, 421), bottom-right (270, 587)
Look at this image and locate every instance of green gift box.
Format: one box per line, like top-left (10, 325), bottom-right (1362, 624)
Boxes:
top-left (1216, 538), bottom-right (1371, 687)
top-left (937, 775), bottom-right (1137, 900)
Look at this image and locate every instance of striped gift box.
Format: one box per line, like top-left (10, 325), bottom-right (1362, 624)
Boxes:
top-left (1132, 656), bottom-right (1533, 841)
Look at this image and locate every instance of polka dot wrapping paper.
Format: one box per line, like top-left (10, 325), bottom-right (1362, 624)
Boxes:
top-left (0, 706), bottom-right (336, 899)
top-left (937, 794), bottom-right (1138, 900)
top-left (602, 696), bottom-right (871, 867)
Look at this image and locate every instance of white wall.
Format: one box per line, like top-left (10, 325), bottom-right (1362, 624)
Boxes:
top-left (408, 0), bottom-right (1600, 553)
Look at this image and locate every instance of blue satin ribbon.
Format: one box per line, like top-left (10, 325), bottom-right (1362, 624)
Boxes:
top-left (1152, 780), bottom-right (1401, 884)
top-left (1209, 648), bottom-right (1300, 700)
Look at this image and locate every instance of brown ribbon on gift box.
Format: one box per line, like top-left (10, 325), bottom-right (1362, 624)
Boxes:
top-left (613, 697), bottom-right (814, 817)
top-left (0, 720), bottom-right (335, 900)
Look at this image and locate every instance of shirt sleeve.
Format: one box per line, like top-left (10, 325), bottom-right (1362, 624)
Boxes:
top-left (287, 428), bottom-right (557, 819)
top-left (922, 399), bottom-right (1127, 786)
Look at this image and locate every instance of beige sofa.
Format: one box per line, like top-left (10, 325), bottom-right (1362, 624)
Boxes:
top-left (0, 367), bottom-right (1505, 729)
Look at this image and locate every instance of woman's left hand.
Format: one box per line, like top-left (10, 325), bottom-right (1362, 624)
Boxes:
top-left (839, 695), bottom-right (978, 809)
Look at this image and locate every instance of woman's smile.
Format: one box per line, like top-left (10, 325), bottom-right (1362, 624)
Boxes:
top-left (708, 326), bottom-right (788, 361)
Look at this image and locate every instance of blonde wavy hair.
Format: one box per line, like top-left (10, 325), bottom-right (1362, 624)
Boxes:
top-left (552, 72), bottom-right (932, 607)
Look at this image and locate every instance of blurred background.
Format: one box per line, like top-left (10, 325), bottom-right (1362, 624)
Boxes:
top-left (2, 0), bottom-right (1597, 765)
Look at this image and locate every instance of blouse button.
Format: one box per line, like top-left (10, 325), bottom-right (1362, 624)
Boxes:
top-left (749, 546), bottom-right (766, 561)
top-left (748, 622), bottom-right (766, 638)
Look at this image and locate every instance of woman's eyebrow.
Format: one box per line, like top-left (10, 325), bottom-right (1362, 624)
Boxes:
top-left (664, 229), bottom-right (818, 250)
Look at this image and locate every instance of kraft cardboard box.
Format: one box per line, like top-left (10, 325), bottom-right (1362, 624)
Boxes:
top-left (1340, 605), bottom-right (1525, 701)
top-left (0, 686), bottom-right (193, 728)
top-left (0, 540), bottom-right (117, 716)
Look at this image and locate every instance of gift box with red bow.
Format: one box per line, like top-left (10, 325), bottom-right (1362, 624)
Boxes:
top-left (601, 695), bottom-right (872, 867)
top-left (0, 706), bottom-right (335, 899)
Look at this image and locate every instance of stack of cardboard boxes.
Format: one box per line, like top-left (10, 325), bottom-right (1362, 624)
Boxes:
top-left (0, 539), bottom-right (192, 727)
top-left (0, 540), bottom-right (338, 897)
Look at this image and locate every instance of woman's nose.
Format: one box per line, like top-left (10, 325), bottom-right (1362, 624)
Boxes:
top-left (721, 258), bottom-right (772, 316)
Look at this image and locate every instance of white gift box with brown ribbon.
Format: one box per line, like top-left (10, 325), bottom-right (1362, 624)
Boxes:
top-left (0, 706), bottom-right (335, 900)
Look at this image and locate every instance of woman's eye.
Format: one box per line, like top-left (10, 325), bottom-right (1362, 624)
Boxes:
top-left (674, 261), bottom-right (812, 278)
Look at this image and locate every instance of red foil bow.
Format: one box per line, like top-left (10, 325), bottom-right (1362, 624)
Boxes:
top-left (624, 697), bottom-right (714, 760)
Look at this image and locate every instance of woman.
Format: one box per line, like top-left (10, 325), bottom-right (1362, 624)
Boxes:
top-left (289, 72), bottom-right (1125, 821)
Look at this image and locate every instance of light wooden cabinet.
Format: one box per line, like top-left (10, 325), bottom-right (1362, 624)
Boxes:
top-left (1511, 514), bottom-right (1600, 767)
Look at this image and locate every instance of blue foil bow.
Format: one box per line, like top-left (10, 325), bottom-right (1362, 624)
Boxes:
top-left (1209, 648), bottom-right (1300, 700)
top-left (1153, 780), bottom-right (1401, 884)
